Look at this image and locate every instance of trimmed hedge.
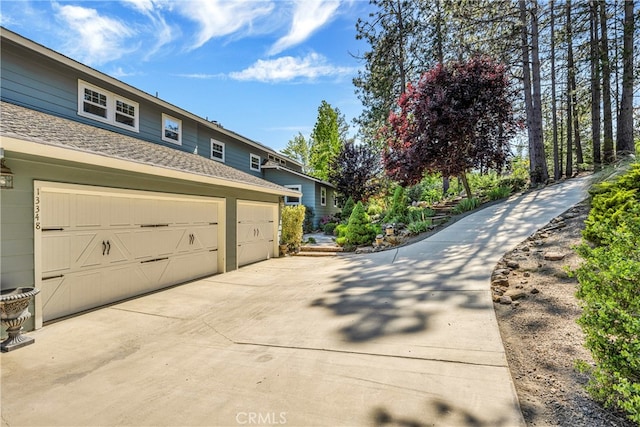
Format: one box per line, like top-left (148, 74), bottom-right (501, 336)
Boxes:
top-left (281, 205), bottom-right (306, 251)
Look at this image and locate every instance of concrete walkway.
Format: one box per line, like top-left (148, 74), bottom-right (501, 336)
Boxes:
top-left (1, 177), bottom-right (591, 427)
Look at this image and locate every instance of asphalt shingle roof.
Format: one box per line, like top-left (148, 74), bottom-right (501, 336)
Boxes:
top-left (0, 101), bottom-right (290, 193)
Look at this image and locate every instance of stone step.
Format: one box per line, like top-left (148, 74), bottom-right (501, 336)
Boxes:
top-left (294, 251), bottom-right (340, 257)
top-left (300, 245), bottom-right (343, 253)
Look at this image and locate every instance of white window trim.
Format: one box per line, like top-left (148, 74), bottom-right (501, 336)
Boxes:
top-left (210, 139), bottom-right (225, 162)
top-left (162, 113), bottom-right (182, 145)
top-left (320, 187), bottom-right (327, 206)
top-left (333, 192), bottom-right (338, 208)
top-left (284, 185), bottom-right (302, 205)
top-left (250, 154), bottom-right (261, 172)
top-left (77, 80), bottom-right (139, 132)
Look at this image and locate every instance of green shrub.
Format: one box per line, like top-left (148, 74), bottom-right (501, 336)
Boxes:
top-left (334, 223), bottom-right (348, 238)
top-left (345, 201), bottom-right (377, 246)
top-left (303, 205), bottom-right (314, 233)
top-left (341, 197), bottom-right (355, 221)
top-left (583, 163), bottom-right (640, 246)
top-left (383, 186), bottom-right (408, 223)
top-left (323, 222), bottom-right (337, 235)
top-left (498, 177), bottom-right (527, 192)
top-left (366, 198), bottom-right (385, 216)
top-left (407, 206), bottom-right (435, 222)
top-left (281, 205), bottom-right (305, 251)
top-left (335, 236), bottom-right (347, 246)
top-left (469, 171), bottom-right (499, 195)
top-left (451, 197), bottom-right (480, 214)
top-left (487, 185), bottom-right (512, 201)
top-left (575, 164), bottom-right (640, 424)
top-left (407, 220), bottom-right (431, 235)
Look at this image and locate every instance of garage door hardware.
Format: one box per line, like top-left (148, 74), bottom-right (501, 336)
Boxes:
top-left (42, 274), bottom-right (64, 281)
top-left (209, 222), bottom-right (218, 225)
top-left (140, 257), bottom-right (169, 264)
top-left (140, 224), bottom-right (169, 228)
top-left (42, 227), bottom-right (64, 231)
top-left (189, 233), bottom-right (195, 245)
top-left (102, 240), bottom-right (111, 255)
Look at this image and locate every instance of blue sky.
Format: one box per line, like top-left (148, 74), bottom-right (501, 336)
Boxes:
top-left (0, 0), bottom-right (373, 152)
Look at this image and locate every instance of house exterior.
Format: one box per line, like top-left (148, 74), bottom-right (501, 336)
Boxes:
top-left (262, 161), bottom-right (339, 228)
top-left (0, 27), bottom-right (336, 329)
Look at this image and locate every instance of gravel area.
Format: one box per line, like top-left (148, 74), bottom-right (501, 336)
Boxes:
top-left (493, 202), bottom-right (634, 427)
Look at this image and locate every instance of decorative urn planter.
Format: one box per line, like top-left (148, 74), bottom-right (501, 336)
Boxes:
top-left (1, 287), bottom-right (40, 352)
top-left (385, 225), bottom-right (395, 236)
top-left (279, 244), bottom-right (288, 256)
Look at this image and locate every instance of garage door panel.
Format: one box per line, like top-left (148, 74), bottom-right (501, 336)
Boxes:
top-left (75, 194), bottom-right (104, 228)
top-left (237, 201), bottom-right (277, 267)
top-left (155, 228), bottom-right (183, 256)
top-left (133, 198), bottom-right (156, 226)
top-left (125, 230), bottom-right (155, 259)
top-left (109, 196), bottom-right (133, 227)
top-left (197, 225), bottom-right (218, 250)
top-left (40, 192), bottom-right (70, 228)
top-left (37, 182), bottom-right (223, 322)
top-left (42, 234), bottom-right (71, 274)
top-left (41, 276), bottom-right (69, 322)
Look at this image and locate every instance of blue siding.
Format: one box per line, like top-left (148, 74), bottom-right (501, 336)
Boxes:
top-left (1, 34), bottom-right (304, 188)
top-left (263, 169), bottom-right (339, 228)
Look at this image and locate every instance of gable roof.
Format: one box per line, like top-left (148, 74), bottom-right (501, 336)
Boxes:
top-left (0, 26), bottom-right (303, 169)
top-left (0, 101), bottom-right (299, 196)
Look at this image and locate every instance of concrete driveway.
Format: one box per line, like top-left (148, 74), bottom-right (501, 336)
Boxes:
top-left (1, 177), bottom-right (590, 427)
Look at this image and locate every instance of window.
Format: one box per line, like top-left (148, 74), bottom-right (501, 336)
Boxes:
top-left (250, 154), bottom-right (261, 171)
top-left (333, 192), bottom-right (338, 208)
top-left (162, 113), bottom-right (182, 145)
top-left (285, 185), bottom-right (302, 205)
top-left (210, 139), bottom-right (225, 162)
top-left (320, 187), bottom-right (327, 206)
top-left (78, 80), bottom-right (139, 132)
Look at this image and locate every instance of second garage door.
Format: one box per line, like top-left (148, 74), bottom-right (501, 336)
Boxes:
top-left (237, 200), bottom-right (278, 267)
top-left (35, 182), bottom-right (224, 322)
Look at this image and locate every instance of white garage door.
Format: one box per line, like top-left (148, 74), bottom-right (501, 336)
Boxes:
top-left (237, 201), bottom-right (278, 267)
top-left (34, 182), bottom-right (224, 322)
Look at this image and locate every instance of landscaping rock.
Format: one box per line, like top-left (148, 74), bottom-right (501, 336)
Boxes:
top-left (499, 295), bottom-right (513, 305)
top-left (504, 289), bottom-right (526, 300)
top-left (544, 252), bottom-right (566, 261)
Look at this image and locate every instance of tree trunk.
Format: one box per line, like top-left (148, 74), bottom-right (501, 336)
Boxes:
top-left (590, 0), bottom-right (601, 170)
top-left (550, 0), bottom-right (561, 180)
top-left (519, 0), bottom-right (547, 185)
top-left (460, 173), bottom-right (472, 200)
top-left (530, 0), bottom-right (548, 182)
top-left (599, 0), bottom-right (615, 163)
top-left (567, 0), bottom-right (582, 171)
top-left (565, 0), bottom-right (574, 178)
top-left (435, 0), bottom-right (448, 194)
top-left (616, 0), bottom-right (635, 156)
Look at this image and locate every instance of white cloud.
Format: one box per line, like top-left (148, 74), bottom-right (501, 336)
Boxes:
top-left (268, 0), bottom-right (340, 56)
top-left (120, 0), bottom-right (175, 60)
top-left (172, 0), bottom-right (275, 50)
top-left (53, 3), bottom-right (136, 65)
top-left (176, 73), bottom-right (225, 79)
top-left (229, 52), bottom-right (355, 82)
